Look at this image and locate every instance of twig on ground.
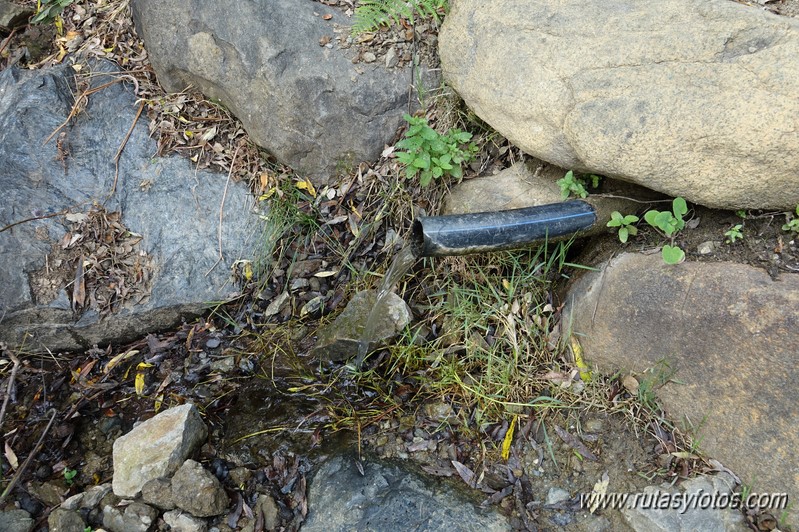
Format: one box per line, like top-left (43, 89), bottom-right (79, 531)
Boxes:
top-left (0, 208), bottom-right (69, 233)
top-left (44, 78), bottom-right (122, 145)
top-left (0, 27), bottom-right (17, 57)
top-left (0, 408), bottom-right (57, 506)
top-left (0, 349), bottom-right (21, 432)
top-left (205, 145), bottom-right (240, 277)
top-left (107, 100), bottom-right (145, 201)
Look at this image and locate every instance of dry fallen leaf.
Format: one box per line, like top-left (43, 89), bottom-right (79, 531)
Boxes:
top-left (501, 416), bottom-right (517, 461)
top-left (71, 256), bottom-right (86, 312)
top-left (4, 442), bottom-right (18, 470)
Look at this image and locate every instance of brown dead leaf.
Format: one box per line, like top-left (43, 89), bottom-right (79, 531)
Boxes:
top-left (553, 425), bottom-right (598, 462)
top-left (72, 256), bottom-right (86, 312)
top-left (451, 460), bottom-right (478, 488)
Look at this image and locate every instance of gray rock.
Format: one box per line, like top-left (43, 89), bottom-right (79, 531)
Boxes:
top-left (141, 477), bottom-right (176, 510)
top-left (112, 404), bottom-right (208, 498)
top-left (0, 0), bottom-right (32, 29)
top-left (0, 509), bottom-right (34, 532)
top-left (303, 454), bottom-right (510, 531)
top-left (163, 509), bottom-right (208, 532)
top-left (311, 290), bottom-right (412, 362)
top-left (0, 60), bottom-right (259, 353)
top-left (102, 501), bottom-right (158, 532)
top-left (546, 487), bottom-right (571, 506)
top-left (564, 253), bottom-right (799, 525)
top-left (239, 494), bottom-right (280, 532)
top-left (61, 483), bottom-right (113, 511)
top-left (440, 0), bottom-right (799, 210)
top-left (47, 508), bottom-right (85, 532)
top-left (697, 241), bottom-right (719, 255)
top-left (131, 0), bottom-right (430, 183)
top-left (171, 459), bottom-right (230, 517)
top-left (622, 474), bottom-right (747, 531)
top-left (443, 160), bottom-right (646, 237)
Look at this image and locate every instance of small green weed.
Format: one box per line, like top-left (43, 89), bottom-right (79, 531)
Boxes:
top-left (556, 171), bottom-right (601, 200)
top-left (31, 0), bottom-right (74, 25)
top-left (606, 211), bottom-right (639, 243)
top-left (644, 197), bottom-right (688, 264)
top-left (63, 467), bottom-right (77, 486)
top-left (724, 224), bottom-right (743, 244)
top-left (395, 114), bottom-right (477, 187)
top-left (782, 205), bottom-right (799, 234)
top-left (352, 0), bottom-right (448, 34)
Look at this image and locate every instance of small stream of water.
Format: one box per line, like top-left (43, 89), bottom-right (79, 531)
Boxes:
top-left (353, 245), bottom-right (418, 368)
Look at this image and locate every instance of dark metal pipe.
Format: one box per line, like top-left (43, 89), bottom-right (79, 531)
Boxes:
top-left (411, 200), bottom-right (597, 257)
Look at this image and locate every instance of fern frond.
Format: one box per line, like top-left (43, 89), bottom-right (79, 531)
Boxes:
top-left (352, 0), bottom-right (449, 35)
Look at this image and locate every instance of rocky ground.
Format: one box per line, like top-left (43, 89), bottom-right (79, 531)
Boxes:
top-left (1, 0), bottom-right (797, 531)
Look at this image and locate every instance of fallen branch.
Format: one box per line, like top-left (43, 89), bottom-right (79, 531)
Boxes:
top-left (44, 78), bottom-right (122, 146)
top-left (0, 408), bottom-right (57, 506)
top-left (0, 209), bottom-right (68, 234)
top-left (107, 100), bottom-right (145, 201)
top-left (0, 349), bottom-right (21, 432)
top-left (205, 145), bottom-right (240, 277)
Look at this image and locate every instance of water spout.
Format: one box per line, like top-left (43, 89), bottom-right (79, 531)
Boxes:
top-left (410, 200), bottom-right (597, 257)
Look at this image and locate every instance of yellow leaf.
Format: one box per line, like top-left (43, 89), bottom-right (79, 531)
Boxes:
top-left (570, 336), bottom-right (593, 382)
top-left (501, 416), bottom-right (517, 461)
top-left (135, 371), bottom-right (146, 396)
top-left (502, 279), bottom-right (511, 291)
top-left (154, 393), bottom-right (164, 413)
top-left (104, 349), bottom-right (139, 374)
top-left (243, 261), bottom-right (253, 281)
top-left (258, 187), bottom-right (277, 201)
top-left (135, 362), bottom-right (153, 396)
top-left (295, 178), bottom-right (316, 198)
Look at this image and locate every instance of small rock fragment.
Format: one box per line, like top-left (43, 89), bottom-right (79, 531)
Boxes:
top-left (141, 477), bottom-right (176, 510)
top-left (48, 508), bottom-right (85, 532)
top-left (163, 509), bottom-right (208, 532)
top-left (171, 459), bottom-right (230, 517)
top-left (102, 502), bottom-right (158, 532)
top-left (112, 404), bottom-right (208, 498)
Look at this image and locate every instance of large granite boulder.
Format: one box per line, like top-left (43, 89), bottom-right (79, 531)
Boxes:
top-left (563, 253), bottom-right (799, 525)
top-left (131, 0), bottom-right (427, 183)
top-left (0, 60), bottom-right (258, 352)
top-left (440, 0), bottom-right (799, 210)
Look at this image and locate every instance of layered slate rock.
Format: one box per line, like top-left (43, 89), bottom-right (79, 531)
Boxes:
top-left (440, 0), bottom-right (799, 210)
top-left (563, 253), bottom-right (799, 525)
top-left (112, 404), bottom-right (208, 498)
top-left (0, 60), bottom-right (258, 352)
top-left (303, 454), bottom-right (510, 531)
top-left (131, 0), bottom-right (423, 183)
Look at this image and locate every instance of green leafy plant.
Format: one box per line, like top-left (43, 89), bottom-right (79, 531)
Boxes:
top-left (606, 211), bottom-right (639, 243)
top-left (644, 197), bottom-right (688, 264)
top-left (63, 467), bottom-right (77, 486)
top-left (782, 205), bottom-right (799, 234)
top-left (724, 224), bottom-right (743, 244)
top-left (352, 0), bottom-right (448, 34)
top-left (394, 114), bottom-right (477, 187)
top-left (556, 171), bottom-right (601, 200)
top-left (31, 0), bottom-right (74, 25)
